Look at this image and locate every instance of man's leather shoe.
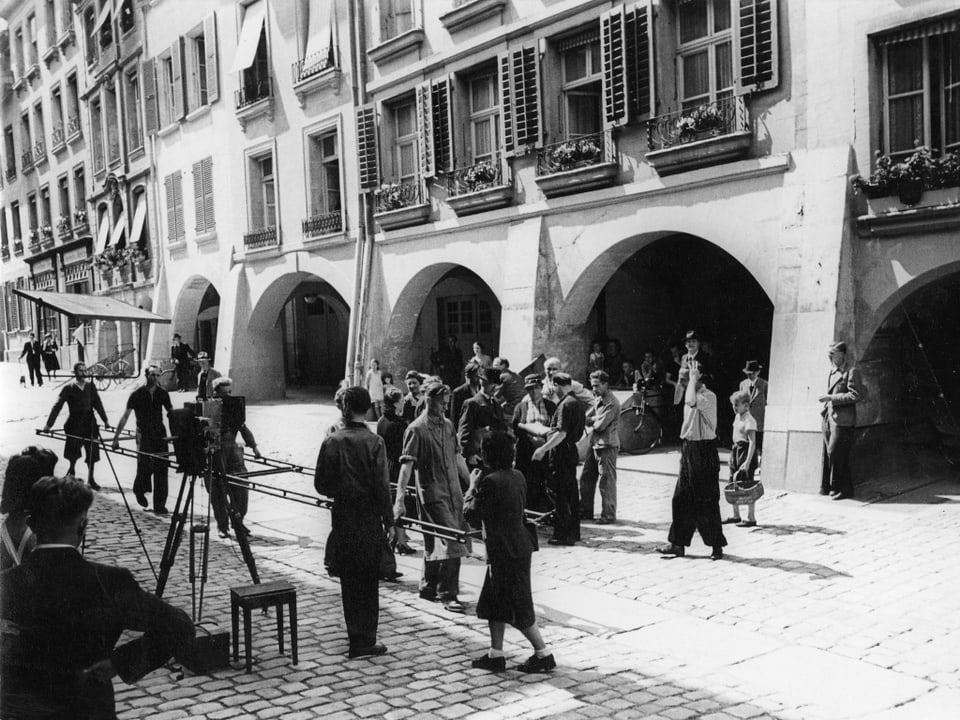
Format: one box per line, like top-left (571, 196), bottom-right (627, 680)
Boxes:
top-left (657, 544), bottom-right (685, 557)
top-left (516, 653), bottom-right (556, 673)
top-left (348, 643), bottom-right (387, 658)
top-left (134, 492), bottom-right (148, 508)
top-left (418, 590), bottom-right (438, 602)
top-left (722, 517), bottom-right (740, 524)
top-left (379, 572), bottom-right (403, 582)
top-left (153, 507), bottom-right (169, 515)
top-left (88, 479), bottom-right (101, 491)
top-left (596, 518), bottom-right (615, 525)
top-left (471, 654), bottom-right (506, 672)
top-left (443, 599), bottom-right (466, 614)
top-left (711, 546), bottom-right (724, 560)
top-left (819, 488), bottom-right (831, 496)
top-left (737, 520), bottom-right (756, 528)
top-left (547, 538), bottom-right (575, 546)
top-left (832, 493), bottom-right (853, 501)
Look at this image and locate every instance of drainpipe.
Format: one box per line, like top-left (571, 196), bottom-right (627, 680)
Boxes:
top-left (345, 0), bottom-right (374, 386)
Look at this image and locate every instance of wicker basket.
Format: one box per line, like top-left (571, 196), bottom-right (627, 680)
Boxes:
top-left (724, 479), bottom-right (765, 505)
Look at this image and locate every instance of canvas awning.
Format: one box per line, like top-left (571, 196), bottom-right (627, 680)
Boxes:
top-left (95, 213), bottom-right (111, 253)
top-left (130, 199), bottom-right (147, 245)
top-left (91, 4), bottom-right (112, 36)
top-left (110, 213), bottom-right (126, 247)
top-left (303, 0), bottom-right (332, 61)
top-left (13, 289), bottom-right (171, 324)
top-left (230, 0), bottom-right (265, 73)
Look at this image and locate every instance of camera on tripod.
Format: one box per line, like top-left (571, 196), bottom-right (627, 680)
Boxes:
top-left (168, 397), bottom-right (245, 475)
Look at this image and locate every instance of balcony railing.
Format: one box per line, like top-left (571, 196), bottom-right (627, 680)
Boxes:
top-left (447, 156), bottom-right (505, 197)
top-left (646, 95), bottom-right (749, 152)
top-left (13, 238), bottom-right (23, 254)
top-left (86, 47), bottom-right (98, 67)
top-left (5, 165), bottom-right (16, 182)
top-left (293, 51), bottom-right (335, 83)
top-left (67, 115), bottom-right (82, 138)
top-left (57, 219), bottom-right (72, 239)
top-left (243, 226), bottom-right (279, 250)
top-left (536, 130), bottom-right (616, 177)
top-left (21, 150), bottom-right (34, 172)
top-left (302, 211), bottom-right (342, 237)
top-left (52, 125), bottom-right (66, 148)
top-left (1, 245), bottom-right (9, 260)
top-left (235, 78), bottom-right (273, 110)
top-left (374, 180), bottom-right (425, 214)
top-left (33, 140), bottom-right (47, 164)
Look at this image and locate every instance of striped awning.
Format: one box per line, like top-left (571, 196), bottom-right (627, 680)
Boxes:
top-left (876, 14), bottom-right (959, 45)
top-left (558, 28), bottom-right (600, 52)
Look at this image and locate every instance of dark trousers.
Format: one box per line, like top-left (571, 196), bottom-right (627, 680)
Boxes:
top-left (175, 364), bottom-right (191, 391)
top-left (26, 360), bottom-right (43, 386)
top-left (548, 445), bottom-right (581, 543)
top-left (579, 446), bottom-right (618, 521)
top-left (667, 439), bottom-right (727, 549)
top-left (420, 558), bottom-right (461, 601)
top-left (339, 566), bottom-right (380, 648)
top-left (821, 418), bottom-right (855, 496)
top-left (325, 531), bottom-right (397, 578)
top-left (133, 434), bottom-right (169, 510)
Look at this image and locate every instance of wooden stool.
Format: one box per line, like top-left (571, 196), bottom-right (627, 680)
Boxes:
top-left (230, 581), bottom-right (298, 673)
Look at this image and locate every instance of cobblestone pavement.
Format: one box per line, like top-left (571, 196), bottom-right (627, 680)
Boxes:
top-left (2, 367), bottom-right (960, 719)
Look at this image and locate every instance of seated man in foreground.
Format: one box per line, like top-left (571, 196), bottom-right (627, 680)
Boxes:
top-left (0, 476), bottom-right (194, 719)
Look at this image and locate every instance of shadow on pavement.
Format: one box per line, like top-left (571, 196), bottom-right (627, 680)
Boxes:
top-left (722, 554), bottom-right (851, 579)
top-left (750, 523), bottom-right (846, 536)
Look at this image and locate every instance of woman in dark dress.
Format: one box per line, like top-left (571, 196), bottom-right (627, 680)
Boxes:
top-left (41, 333), bottom-right (60, 380)
top-left (463, 431), bottom-right (555, 674)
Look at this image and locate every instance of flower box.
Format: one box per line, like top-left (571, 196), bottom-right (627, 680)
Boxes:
top-left (374, 202), bottom-right (431, 230)
top-left (447, 183), bottom-right (514, 216)
top-left (535, 162), bottom-right (619, 199)
top-left (645, 131), bottom-right (753, 176)
top-left (856, 186), bottom-right (960, 237)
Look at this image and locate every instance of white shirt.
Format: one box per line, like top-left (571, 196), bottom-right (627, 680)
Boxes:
top-left (680, 388), bottom-right (717, 441)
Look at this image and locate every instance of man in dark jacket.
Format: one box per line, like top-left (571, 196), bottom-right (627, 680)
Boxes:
top-left (170, 333), bottom-right (194, 392)
top-left (315, 387), bottom-right (396, 658)
top-left (458, 367), bottom-right (508, 470)
top-left (449, 361), bottom-right (481, 424)
top-left (819, 341), bottom-right (862, 500)
top-left (512, 374), bottom-right (556, 513)
top-left (0, 476), bottom-right (193, 719)
top-left (19, 331), bottom-right (43, 387)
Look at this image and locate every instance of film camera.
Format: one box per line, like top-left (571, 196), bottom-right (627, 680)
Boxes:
top-left (168, 397), bottom-right (246, 475)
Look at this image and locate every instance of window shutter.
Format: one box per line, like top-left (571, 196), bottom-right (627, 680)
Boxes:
top-left (416, 81), bottom-right (436, 179)
top-left (431, 76), bottom-right (454, 174)
top-left (170, 38), bottom-right (185, 120)
top-left (192, 160), bottom-right (204, 232)
top-left (164, 174), bottom-right (176, 240)
top-left (735, 0), bottom-right (779, 95)
top-left (601, 7), bottom-right (628, 128)
top-left (511, 46), bottom-right (541, 149)
top-left (356, 104), bottom-right (380, 190)
top-left (202, 157), bottom-right (215, 231)
top-left (142, 58), bottom-right (159, 135)
top-left (204, 13), bottom-right (220, 104)
top-left (498, 52), bottom-right (515, 157)
top-left (173, 172), bottom-right (184, 240)
top-left (626, 1), bottom-right (655, 119)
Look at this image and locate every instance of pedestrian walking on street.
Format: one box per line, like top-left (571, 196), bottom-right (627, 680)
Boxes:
top-left (41, 332), bottom-right (60, 380)
top-left (378, 386), bottom-right (416, 556)
top-left (170, 333), bottom-right (195, 393)
top-left (458, 367), bottom-right (508, 470)
top-left (111, 365), bottom-right (173, 514)
top-left (394, 377), bottom-right (472, 614)
top-left (195, 351), bottom-right (222, 401)
top-left (365, 358), bottom-right (385, 419)
top-left (532, 372), bottom-right (586, 546)
top-left (0, 446), bottom-right (58, 570)
top-left (723, 390), bottom-right (760, 527)
top-left (512, 374), bottom-right (555, 513)
top-left (819, 341), bottom-right (862, 500)
top-left (315, 387), bottom-right (396, 658)
top-left (464, 431), bottom-right (556, 674)
top-left (659, 360), bottom-right (727, 560)
top-left (450, 361), bottom-right (481, 424)
top-left (19, 331), bottom-right (43, 387)
top-left (739, 360), bottom-right (767, 456)
top-left (580, 370), bottom-right (621, 524)
top-left (400, 370), bottom-right (425, 423)
top-left (0, 476), bottom-right (194, 719)
top-left (42, 362), bottom-right (111, 490)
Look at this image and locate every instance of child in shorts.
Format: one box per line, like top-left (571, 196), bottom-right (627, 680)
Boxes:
top-left (724, 390), bottom-right (759, 527)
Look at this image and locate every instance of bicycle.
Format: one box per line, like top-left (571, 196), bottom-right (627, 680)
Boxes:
top-left (88, 347), bottom-right (136, 392)
top-left (618, 383), bottom-right (664, 454)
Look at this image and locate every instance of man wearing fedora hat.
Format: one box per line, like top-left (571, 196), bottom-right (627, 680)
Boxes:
top-left (195, 351), bottom-right (221, 401)
top-left (739, 361), bottom-right (768, 455)
top-left (819, 342), bottom-right (862, 500)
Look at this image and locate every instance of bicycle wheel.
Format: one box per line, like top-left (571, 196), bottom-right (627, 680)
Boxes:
top-left (89, 363), bottom-right (111, 392)
top-left (113, 360), bottom-right (131, 387)
top-left (633, 412), bottom-right (662, 455)
top-left (619, 399), bottom-right (662, 455)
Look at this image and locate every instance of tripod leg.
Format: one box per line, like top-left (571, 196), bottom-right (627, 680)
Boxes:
top-left (217, 472), bottom-right (260, 585)
top-left (156, 473), bottom-right (194, 597)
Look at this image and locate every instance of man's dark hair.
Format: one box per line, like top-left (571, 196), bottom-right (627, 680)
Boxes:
top-left (1, 449), bottom-right (57, 515)
top-left (26, 476), bottom-right (94, 537)
top-left (383, 387), bottom-right (403, 408)
top-left (173, 333), bottom-right (181, 340)
top-left (20, 446), bottom-right (58, 476)
top-left (481, 431), bottom-right (516, 471)
top-left (463, 361), bottom-right (481, 379)
top-left (340, 386), bottom-right (372, 417)
top-left (589, 370), bottom-right (609, 384)
top-left (73, 362), bottom-right (85, 375)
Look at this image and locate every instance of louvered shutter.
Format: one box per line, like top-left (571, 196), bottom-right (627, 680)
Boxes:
top-left (202, 157), bottom-right (215, 231)
top-left (512, 46), bottom-right (541, 149)
top-left (735, 0), bottom-right (779, 94)
top-left (416, 81), bottom-right (435, 179)
top-left (165, 174), bottom-right (176, 240)
top-left (601, 7), bottom-right (628, 128)
top-left (356, 104), bottom-right (380, 190)
top-left (625, 1), bottom-right (654, 119)
top-left (173, 172), bottom-right (184, 240)
top-left (498, 52), bottom-right (515, 157)
top-left (204, 13), bottom-right (220, 104)
top-left (431, 76), bottom-right (454, 174)
top-left (142, 58), bottom-right (159, 135)
top-left (170, 38), bottom-right (185, 120)
top-left (192, 160), bottom-right (204, 232)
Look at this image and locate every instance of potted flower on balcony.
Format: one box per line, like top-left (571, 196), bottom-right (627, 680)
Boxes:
top-left (461, 161), bottom-right (499, 193)
top-left (28, 227), bottom-right (40, 250)
top-left (851, 147), bottom-right (937, 205)
top-left (73, 209), bottom-right (89, 233)
top-left (57, 215), bottom-right (71, 238)
top-left (130, 245), bottom-right (150, 277)
top-left (676, 104), bottom-right (724, 142)
top-left (374, 182), bottom-right (407, 212)
top-left (40, 225), bottom-right (54, 248)
top-left (91, 245), bottom-right (131, 284)
top-left (550, 137), bottom-right (602, 171)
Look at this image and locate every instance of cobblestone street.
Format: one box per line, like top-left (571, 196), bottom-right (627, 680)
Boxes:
top-left (3, 367), bottom-right (960, 719)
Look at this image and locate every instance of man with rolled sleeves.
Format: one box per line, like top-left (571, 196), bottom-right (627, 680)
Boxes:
top-left (819, 341), bottom-right (862, 500)
top-left (579, 370), bottom-right (621, 524)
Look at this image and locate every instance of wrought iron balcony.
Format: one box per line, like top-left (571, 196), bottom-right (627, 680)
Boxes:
top-left (1, 245), bottom-right (9, 260)
top-left (536, 130), bottom-right (616, 177)
top-left (13, 238), bottom-right (23, 254)
top-left (21, 150), bottom-right (34, 172)
top-left (67, 115), bottom-right (82, 138)
top-left (447, 156), bottom-right (506, 197)
top-left (235, 78), bottom-right (273, 110)
top-left (293, 51), bottom-right (335, 83)
top-left (302, 211), bottom-right (342, 237)
top-left (52, 125), bottom-right (66, 148)
top-left (33, 140), bottom-right (47, 164)
top-left (5, 165), bottom-right (16, 182)
top-left (243, 226), bottom-right (279, 250)
top-left (646, 96), bottom-right (749, 152)
top-left (57, 218), bottom-right (72, 239)
top-left (374, 180), bottom-right (425, 214)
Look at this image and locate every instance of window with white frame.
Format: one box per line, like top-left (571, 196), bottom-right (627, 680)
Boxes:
top-left (103, 84), bottom-right (119, 164)
top-left (380, 0), bottom-right (416, 41)
top-left (11, 201), bottom-right (22, 242)
top-left (676, 0), bottom-right (734, 110)
top-left (45, 0), bottom-right (59, 49)
top-left (157, 50), bottom-right (175, 128)
top-left (51, 86), bottom-right (64, 145)
top-left (27, 13), bottom-right (38, 67)
top-left (13, 27), bottom-right (24, 78)
top-left (469, 72), bottom-right (500, 163)
top-left (90, 97), bottom-right (104, 172)
top-left (40, 186), bottom-right (51, 229)
top-left (307, 129), bottom-right (341, 220)
top-left (392, 100), bottom-right (418, 183)
top-left (247, 152), bottom-right (276, 230)
top-left (119, 0), bottom-right (134, 35)
top-left (880, 24), bottom-right (960, 158)
top-left (125, 69), bottom-right (142, 151)
top-left (560, 30), bottom-right (603, 138)
top-left (57, 174), bottom-right (70, 221)
top-left (188, 29), bottom-right (208, 109)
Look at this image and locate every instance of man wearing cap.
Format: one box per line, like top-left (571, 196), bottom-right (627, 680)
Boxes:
top-left (195, 351), bottom-right (222, 401)
top-left (512, 374), bottom-right (556, 512)
top-left (580, 370), bottom-right (621, 524)
top-left (111, 365), bottom-right (173, 513)
top-left (819, 342), bottom-right (862, 500)
top-left (458, 367), bottom-right (508, 469)
top-left (394, 378), bottom-right (472, 613)
top-left (739, 361), bottom-right (768, 455)
top-left (210, 377), bottom-right (261, 538)
top-left (170, 333), bottom-right (195, 393)
top-left (401, 370), bottom-right (426, 423)
top-left (542, 357), bottom-right (594, 409)
top-left (679, 330), bottom-right (714, 384)
top-left (532, 372), bottom-right (586, 545)
top-left (492, 357), bottom-right (525, 420)
top-left (450, 361), bottom-right (481, 425)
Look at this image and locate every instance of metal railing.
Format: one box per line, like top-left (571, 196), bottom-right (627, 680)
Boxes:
top-left (293, 51), bottom-right (335, 83)
top-left (536, 129), bottom-right (616, 176)
top-left (374, 180), bottom-right (424, 213)
top-left (21, 150), bottom-right (34, 171)
top-left (33, 140), bottom-right (46, 163)
top-left (1, 245), bottom-right (9, 260)
top-left (52, 125), bottom-right (65, 147)
top-left (67, 115), bottom-right (82, 138)
top-left (646, 95), bottom-right (750, 152)
top-left (5, 165), bottom-right (16, 182)
top-left (13, 238), bottom-right (23, 254)
top-left (447, 155), bottom-right (507, 197)
top-left (57, 219), bottom-right (72, 239)
top-left (302, 211), bottom-right (342, 236)
top-left (243, 226), bottom-right (279, 250)
top-left (235, 78), bottom-right (272, 110)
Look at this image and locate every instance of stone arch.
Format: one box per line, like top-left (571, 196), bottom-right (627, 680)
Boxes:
top-left (172, 275), bottom-right (219, 343)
